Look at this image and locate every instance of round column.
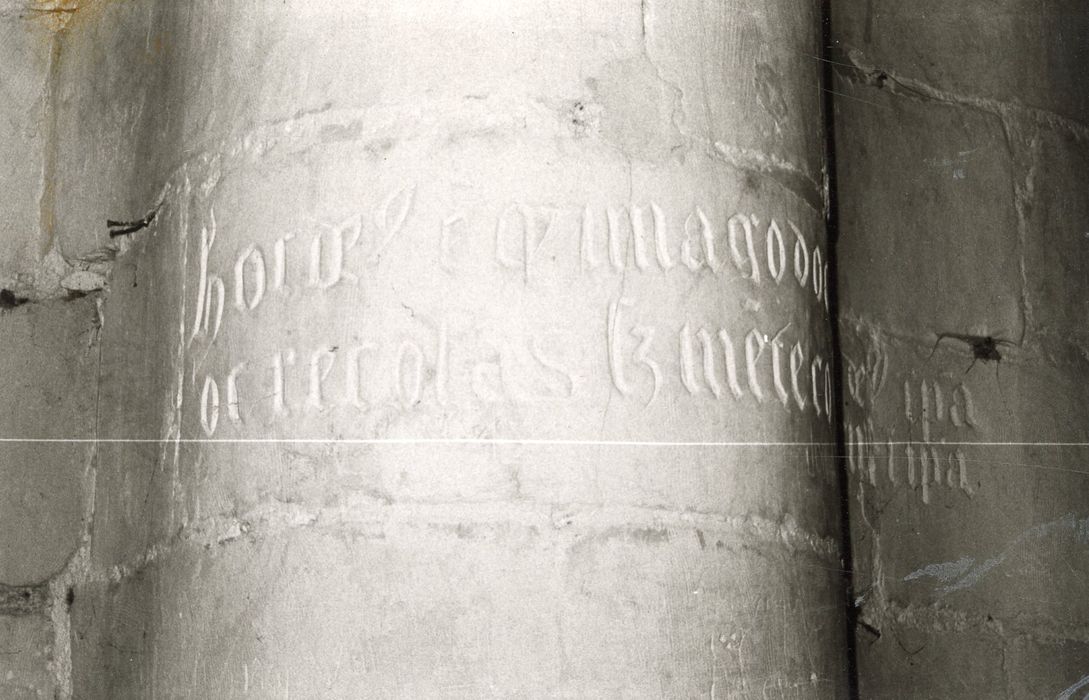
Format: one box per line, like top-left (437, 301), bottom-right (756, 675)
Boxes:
top-left (831, 1), bottom-right (1089, 696)
top-left (72, 1), bottom-right (848, 696)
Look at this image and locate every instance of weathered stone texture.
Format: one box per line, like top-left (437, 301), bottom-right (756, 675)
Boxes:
top-left (834, 83), bottom-right (1022, 339)
top-left (832, 0), bottom-right (1089, 125)
top-left (833, 0), bottom-right (1089, 696)
top-left (0, 299), bottom-right (97, 587)
top-left (0, 613), bottom-right (55, 699)
top-left (42, 0), bottom-right (848, 697)
top-left (0, 9), bottom-right (52, 285)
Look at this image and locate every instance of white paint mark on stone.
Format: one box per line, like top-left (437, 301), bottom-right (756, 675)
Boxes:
top-left (904, 514), bottom-right (1089, 594)
top-left (1056, 673), bottom-right (1089, 700)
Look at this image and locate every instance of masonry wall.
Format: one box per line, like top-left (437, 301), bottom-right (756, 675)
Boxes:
top-left (831, 1), bottom-right (1089, 697)
top-left (1, 1), bottom-right (849, 697)
top-left (0, 3), bottom-right (101, 697)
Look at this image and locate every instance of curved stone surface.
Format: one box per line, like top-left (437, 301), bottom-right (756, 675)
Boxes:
top-left (832, 0), bottom-right (1089, 696)
top-left (46, 0), bottom-right (848, 697)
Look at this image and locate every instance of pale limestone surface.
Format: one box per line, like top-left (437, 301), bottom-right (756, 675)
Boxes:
top-left (0, 7), bottom-right (52, 289)
top-left (9, 0), bottom-right (1083, 698)
top-left (4, 0), bottom-right (849, 697)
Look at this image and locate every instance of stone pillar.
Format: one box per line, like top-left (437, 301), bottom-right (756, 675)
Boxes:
top-left (831, 1), bottom-right (1089, 696)
top-left (46, 1), bottom-right (845, 696)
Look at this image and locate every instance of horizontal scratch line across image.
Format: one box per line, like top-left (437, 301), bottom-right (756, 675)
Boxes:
top-left (4, 438), bottom-right (1089, 447)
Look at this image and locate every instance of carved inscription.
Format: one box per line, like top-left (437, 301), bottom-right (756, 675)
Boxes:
top-left (188, 195), bottom-right (825, 336)
top-left (193, 312), bottom-right (829, 435)
top-left (846, 372), bottom-right (980, 504)
top-left (487, 203), bottom-right (833, 309)
top-left (194, 328), bottom-right (580, 434)
top-left (607, 300), bottom-right (833, 419)
top-left (838, 322), bottom-right (991, 504)
top-left (185, 188), bottom-right (829, 437)
top-left (189, 185), bottom-right (416, 334)
top-left (847, 422), bottom-right (974, 505)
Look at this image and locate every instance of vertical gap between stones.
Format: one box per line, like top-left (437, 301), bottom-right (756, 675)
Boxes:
top-left (819, 1), bottom-right (860, 697)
